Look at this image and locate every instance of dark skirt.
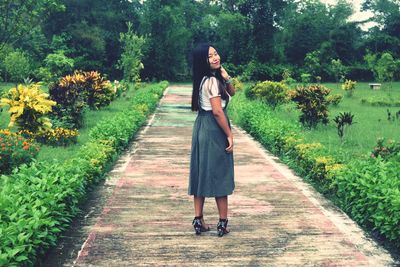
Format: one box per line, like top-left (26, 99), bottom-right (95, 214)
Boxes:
top-left (189, 109), bottom-right (235, 197)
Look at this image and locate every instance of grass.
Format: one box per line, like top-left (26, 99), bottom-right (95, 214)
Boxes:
top-left (270, 81), bottom-right (400, 162)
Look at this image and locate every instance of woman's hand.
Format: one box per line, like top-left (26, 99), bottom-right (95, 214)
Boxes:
top-left (226, 135), bottom-right (233, 153)
top-left (220, 66), bottom-right (230, 81)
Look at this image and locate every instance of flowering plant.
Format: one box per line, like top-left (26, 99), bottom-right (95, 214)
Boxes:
top-left (0, 129), bottom-right (40, 174)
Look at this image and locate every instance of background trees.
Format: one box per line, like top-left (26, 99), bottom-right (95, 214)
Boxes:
top-left (0, 0), bottom-right (399, 82)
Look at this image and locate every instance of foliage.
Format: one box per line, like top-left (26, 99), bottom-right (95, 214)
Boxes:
top-left (282, 69), bottom-right (296, 86)
top-left (300, 73), bottom-right (311, 84)
top-left (371, 138), bottom-right (400, 160)
top-left (365, 52), bottom-right (399, 83)
top-left (331, 59), bottom-right (347, 83)
top-left (0, 83), bottom-right (56, 133)
top-left (231, 77), bottom-right (244, 92)
top-left (0, 129), bottom-right (39, 174)
top-left (333, 158), bottom-right (400, 242)
top-left (304, 50), bottom-right (322, 80)
top-left (4, 51), bottom-right (31, 82)
top-left (326, 94), bottom-right (343, 106)
top-left (333, 112), bottom-right (355, 141)
top-left (341, 79), bottom-right (356, 97)
top-left (19, 128), bottom-right (79, 147)
top-left (360, 96), bottom-right (400, 107)
top-left (246, 81), bottom-right (289, 109)
top-left (0, 0), bottom-right (64, 50)
top-left (289, 84), bottom-right (331, 128)
top-left (118, 22), bottom-right (145, 86)
top-left (41, 50), bottom-right (74, 83)
top-left (49, 70), bottom-right (116, 128)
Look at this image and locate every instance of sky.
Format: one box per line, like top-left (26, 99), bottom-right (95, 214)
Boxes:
top-left (319, 0), bottom-right (377, 30)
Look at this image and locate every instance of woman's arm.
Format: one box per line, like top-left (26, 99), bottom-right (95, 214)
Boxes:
top-left (210, 97), bottom-right (233, 153)
top-left (226, 82), bottom-right (235, 96)
top-left (220, 66), bottom-right (235, 96)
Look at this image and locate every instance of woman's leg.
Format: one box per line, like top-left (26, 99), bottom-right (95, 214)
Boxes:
top-left (215, 196), bottom-right (228, 219)
top-left (194, 196), bottom-right (205, 216)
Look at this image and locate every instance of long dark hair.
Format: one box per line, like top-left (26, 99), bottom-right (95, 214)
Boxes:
top-left (191, 43), bottom-right (227, 111)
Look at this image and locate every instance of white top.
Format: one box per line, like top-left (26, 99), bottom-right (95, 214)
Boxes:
top-left (199, 76), bottom-right (229, 111)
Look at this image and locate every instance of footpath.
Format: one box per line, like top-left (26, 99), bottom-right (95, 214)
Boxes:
top-left (42, 85), bottom-right (395, 266)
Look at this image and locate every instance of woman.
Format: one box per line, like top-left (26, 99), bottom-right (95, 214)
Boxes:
top-left (189, 43), bottom-right (235, 237)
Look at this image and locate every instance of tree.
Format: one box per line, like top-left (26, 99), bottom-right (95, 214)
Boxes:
top-left (0, 0), bottom-right (64, 51)
top-left (118, 22), bottom-right (145, 86)
top-left (140, 0), bottom-right (191, 81)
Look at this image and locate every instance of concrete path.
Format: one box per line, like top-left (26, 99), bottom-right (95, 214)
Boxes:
top-left (45, 85), bottom-right (395, 266)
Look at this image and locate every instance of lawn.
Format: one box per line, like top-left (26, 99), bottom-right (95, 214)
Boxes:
top-left (271, 82), bottom-right (400, 162)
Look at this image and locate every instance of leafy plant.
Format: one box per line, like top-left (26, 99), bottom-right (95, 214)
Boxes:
top-left (246, 80), bottom-right (289, 109)
top-left (4, 50), bottom-right (31, 83)
top-left (41, 50), bottom-right (74, 83)
top-left (341, 79), bottom-right (356, 97)
top-left (289, 84), bottom-right (331, 128)
top-left (333, 112), bottom-right (355, 141)
top-left (117, 22), bottom-right (145, 87)
top-left (0, 83), bottom-right (56, 133)
top-left (326, 94), bottom-right (343, 106)
top-left (49, 70), bottom-right (116, 128)
top-left (0, 129), bottom-right (40, 174)
top-left (371, 138), bottom-right (400, 160)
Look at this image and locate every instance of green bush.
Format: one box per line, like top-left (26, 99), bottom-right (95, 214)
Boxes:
top-left (4, 51), bottom-right (31, 83)
top-left (327, 94), bottom-right (343, 106)
top-left (39, 50), bottom-right (74, 83)
top-left (333, 158), bottom-right (400, 242)
top-left (289, 84), bottom-right (331, 128)
top-left (0, 81), bottom-right (168, 266)
top-left (246, 80), bottom-right (289, 110)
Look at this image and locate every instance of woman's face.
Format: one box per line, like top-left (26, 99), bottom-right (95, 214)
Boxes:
top-left (208, 46), bottom-right (220, 70)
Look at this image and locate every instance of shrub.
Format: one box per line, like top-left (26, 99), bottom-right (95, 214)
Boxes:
top-left (4, 51), bottom-right (31, 83)
top-left (371, 138), bottom-right (400, 160)
top-left (19, 128), bottom-right (79, 147)
top-left (327, 94), bottom-right (343, 106)
top-left (341, 79), bottom-right (356, 97)
top-left (300, 73), bottom-right (311, 84)
top-left (0, 129), bottom-right (40, 174)
top-left (0, 83), bottom-right (56, 133)
top-left (231, 77), bottom-right (244, 92)
top-left (41, 50), bottom-right (74, 83)
top-left (289, 84), bottom-right (331, 128)
top-left (246, 81), bottom-right (288, 109)
top-left (49, 70), bottom-right (116, 128)
top-left (334, 158), bottom-right (400, 242)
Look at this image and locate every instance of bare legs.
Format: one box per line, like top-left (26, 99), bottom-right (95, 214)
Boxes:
top-left (194, 196), bottom-right (229, 219)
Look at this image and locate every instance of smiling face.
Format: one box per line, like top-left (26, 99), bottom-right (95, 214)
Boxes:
top-left (208, 46), bottom-right (220, 70)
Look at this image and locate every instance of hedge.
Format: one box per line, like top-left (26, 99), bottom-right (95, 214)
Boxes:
top-left (0, 81), bottom-right (168, 266)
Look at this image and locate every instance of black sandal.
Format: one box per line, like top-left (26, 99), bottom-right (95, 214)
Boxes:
top-left (192, 215), bottom-right (210, 235)
top-left (217, 218), bottom-right (229, 237)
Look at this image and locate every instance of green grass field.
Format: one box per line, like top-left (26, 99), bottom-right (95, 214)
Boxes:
top-left (271, 82), bottom-right (400, 161)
